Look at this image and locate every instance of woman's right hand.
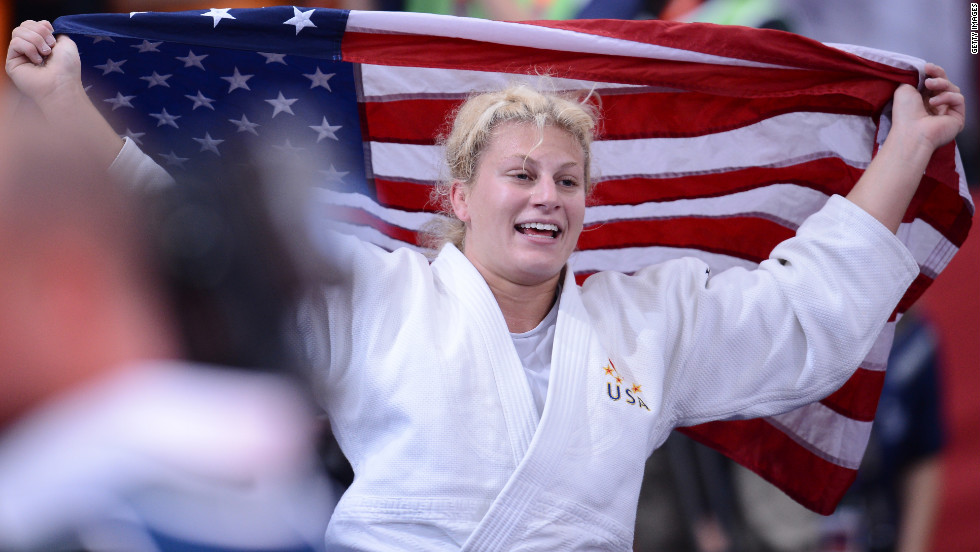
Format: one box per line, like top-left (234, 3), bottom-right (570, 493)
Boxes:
top-left (6, 20), bottom-right (84, 107)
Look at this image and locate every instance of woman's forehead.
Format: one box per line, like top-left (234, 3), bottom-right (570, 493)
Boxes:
top-left (486, 121), bottom-right (585, 162)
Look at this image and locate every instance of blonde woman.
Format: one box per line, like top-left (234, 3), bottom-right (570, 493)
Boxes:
top-left (7, 19), bottom-right (965, 551)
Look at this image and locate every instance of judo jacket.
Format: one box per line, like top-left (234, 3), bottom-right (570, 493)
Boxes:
top-left (298, 198), bottom-right (918, 551)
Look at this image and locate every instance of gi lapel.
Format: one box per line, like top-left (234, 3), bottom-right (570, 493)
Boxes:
top-left (437, 245), bottom-right (539, 468)
top-left (461, 267), bottom-right (599, 551)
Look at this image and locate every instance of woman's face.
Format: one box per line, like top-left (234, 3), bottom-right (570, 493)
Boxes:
top-left (451, 121), bottom-right (586, 288)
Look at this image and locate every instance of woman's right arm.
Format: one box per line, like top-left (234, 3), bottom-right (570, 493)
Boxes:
top-left (6, 20), bottom-right (124, 170)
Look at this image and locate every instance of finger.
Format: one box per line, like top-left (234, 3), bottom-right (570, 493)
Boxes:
top-left (924, 62), bottom-right (948, 80)
top-left (7, 35), bottom-right (46, 65)
top-left (924, 77), bottom-right (960, 95)
top-left (10, 26), bottom-right (54, 59)
top-left (929, 91), bottom-right (965, 112)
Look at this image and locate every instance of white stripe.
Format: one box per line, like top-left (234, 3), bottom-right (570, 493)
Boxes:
top-left (359, 64), bottom-right (640, 100)
top-left (584, 184), bottom-right (828, 227)
top-left (897, 219), bottom-right (961, 278)
top-left (313, 188), bottom-right (436, 230)
top-left (369, 111), bottom-right (875, 183)
top-left (591, 112), bottom-right (875, 178)
top-left (767, 403), bottom-right (872, 469)
top-left (347, 10), bottom-right (795, 70)
top-left (825, 43), bottom-right (924, 78)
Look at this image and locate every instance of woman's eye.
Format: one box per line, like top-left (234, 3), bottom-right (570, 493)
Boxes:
top-left (512, 172), bottom-right (531, 181)
top-left (559, 178), bottom-right (579, 187)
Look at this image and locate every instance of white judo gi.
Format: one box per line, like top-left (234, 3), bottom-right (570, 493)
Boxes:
top-left (300, 200), bottom-right (917, 550)
top-left (111, 140), bottom-right (919, 551)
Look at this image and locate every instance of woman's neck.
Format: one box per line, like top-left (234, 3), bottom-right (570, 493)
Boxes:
top-left (485, 272), bottom-right (562, 333)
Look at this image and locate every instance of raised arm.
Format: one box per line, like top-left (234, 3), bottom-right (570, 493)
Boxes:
top-left (846, 63), bottom-right (966, 233)
top-left (6, 20), bottom-right (124, 170)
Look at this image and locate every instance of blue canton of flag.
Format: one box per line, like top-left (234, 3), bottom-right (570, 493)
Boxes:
top-left (62, 7), bottom-right (367, 195)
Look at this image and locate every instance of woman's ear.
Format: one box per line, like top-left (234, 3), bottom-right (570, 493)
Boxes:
top-left (449, 180), bottom-right (470, 223)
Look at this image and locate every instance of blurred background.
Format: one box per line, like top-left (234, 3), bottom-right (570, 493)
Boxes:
top-left (2, 1), bottom-right (976, 551)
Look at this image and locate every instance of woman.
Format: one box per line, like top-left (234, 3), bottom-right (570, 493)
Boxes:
top-left (7, 19), bottom-right (965, 551)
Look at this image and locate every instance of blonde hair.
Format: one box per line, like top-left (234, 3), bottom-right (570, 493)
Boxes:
top-left (422, 83), bottom-right (599, 251)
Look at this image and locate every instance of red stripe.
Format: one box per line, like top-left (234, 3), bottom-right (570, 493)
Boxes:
top-left (577, 216), bottom-right (795, 262)
top-left (374, 177), bottom-right (439, 212)
top-left (680, 419), bottom-right (857, 515)
top-left (820, 367), bottom-right (885, 422)
top-left (525, 18), bottom-right (918, 85)
top-left (360, 91), bottom-right (878, 144)
top-left (897, 273), bottom-right (936, 315)
top-left (590, 159), bottom-right (865, 206)
top-left (343, 31), bottom-right (900, 107)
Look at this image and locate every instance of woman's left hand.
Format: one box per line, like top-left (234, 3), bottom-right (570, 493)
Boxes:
top-left (890, 63), bottom-right (966, 155)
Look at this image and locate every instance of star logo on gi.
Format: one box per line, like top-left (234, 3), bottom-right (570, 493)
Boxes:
top-left (631, 383), bottom-right (642, 394)
top-left (141, 71), bottom-right (172, 88)
top-left (221, 67), bottom-right (253, 93)
top-left (131, 40), bottom-right (162, 53)
top-left (304, 67), bottom-right (334, 91)
top-left (284, 7), bottom-right (317, 35)
top-left (603, 365), bottom-right (614, 376)
top-left (104, 92), bottom-right (135, 110)
top-left (94, 58), bottom-right (126, 75)
top-left (185, 90), bottom-right (216, 110)
top-left (310, 117), bottom-right (341, 142)
top-left (615, 376), bottom-right (623, 385)
top-left (202, 8), bottom-right (235, 28)
top-left (265, 91), bottom-right (298, 118)
top-left (228, 114), bottom-right (260, 135)
top-left (149, 108), bottom-right (181, 128)
top-left (177, 49), bottom-right (208, 70)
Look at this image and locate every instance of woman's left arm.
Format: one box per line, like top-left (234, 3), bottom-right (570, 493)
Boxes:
top-left (845, 63), bottom-right (966, 233)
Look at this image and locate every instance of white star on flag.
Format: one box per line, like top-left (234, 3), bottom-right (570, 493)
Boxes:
top-left (304, 67), bottom-right (334, 91)
top-left (202, 8), bottom-right (235, 28)
top-left (265, 92), bottom-right (298, 118)
top-left (92, 35), bottom-right (114, 43)
top-left (158, 151), bottom-right (189, 168)
top-left (104, 92), bottom-right (135, 110)
top-left (149, 108), bottom-right (181, 128)
top-left (121, 128), bottom-right (145, 145)
top-left (228, 114), bottom-right (260, 135)
top-left (310, 117), bottom-right (341, 142)
top-left (176, 50), bottom-right (208, 70)
top-left (131, 40), bottom-right (162, 53)
top-left (320, 164), bottom-right (348, 186)
top-left (272, 139), bottom-right (305, 157)
top-left (258, 52), bottom-right (287, 64)
top-left (140, 71), bottom-right (172, 88)
top-left (185, 91), bottom-right (217, 110)
top-left (220, 67), bottom-right (253, 93)
top-left (193, 133), bottom-right (225, 155)
top-left (284, 7), bottom-right (317, 35)
top-left (94, 58), bottom-right (126, 75)
top-left (129, 12), bottom-right (147, 17)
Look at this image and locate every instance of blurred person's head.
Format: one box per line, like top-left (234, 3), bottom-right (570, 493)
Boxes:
top-left (0, 110), bottom-right (179, 424)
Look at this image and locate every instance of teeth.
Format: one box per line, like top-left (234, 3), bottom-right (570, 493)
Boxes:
top-left (519, 222), bottom-right (559, 232)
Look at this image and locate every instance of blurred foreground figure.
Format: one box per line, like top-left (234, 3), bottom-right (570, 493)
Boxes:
top-left (0, 110), bottom-right (333, 551)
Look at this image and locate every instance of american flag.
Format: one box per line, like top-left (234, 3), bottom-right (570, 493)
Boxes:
top-left (54, 7), bottom-right (972, 514)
